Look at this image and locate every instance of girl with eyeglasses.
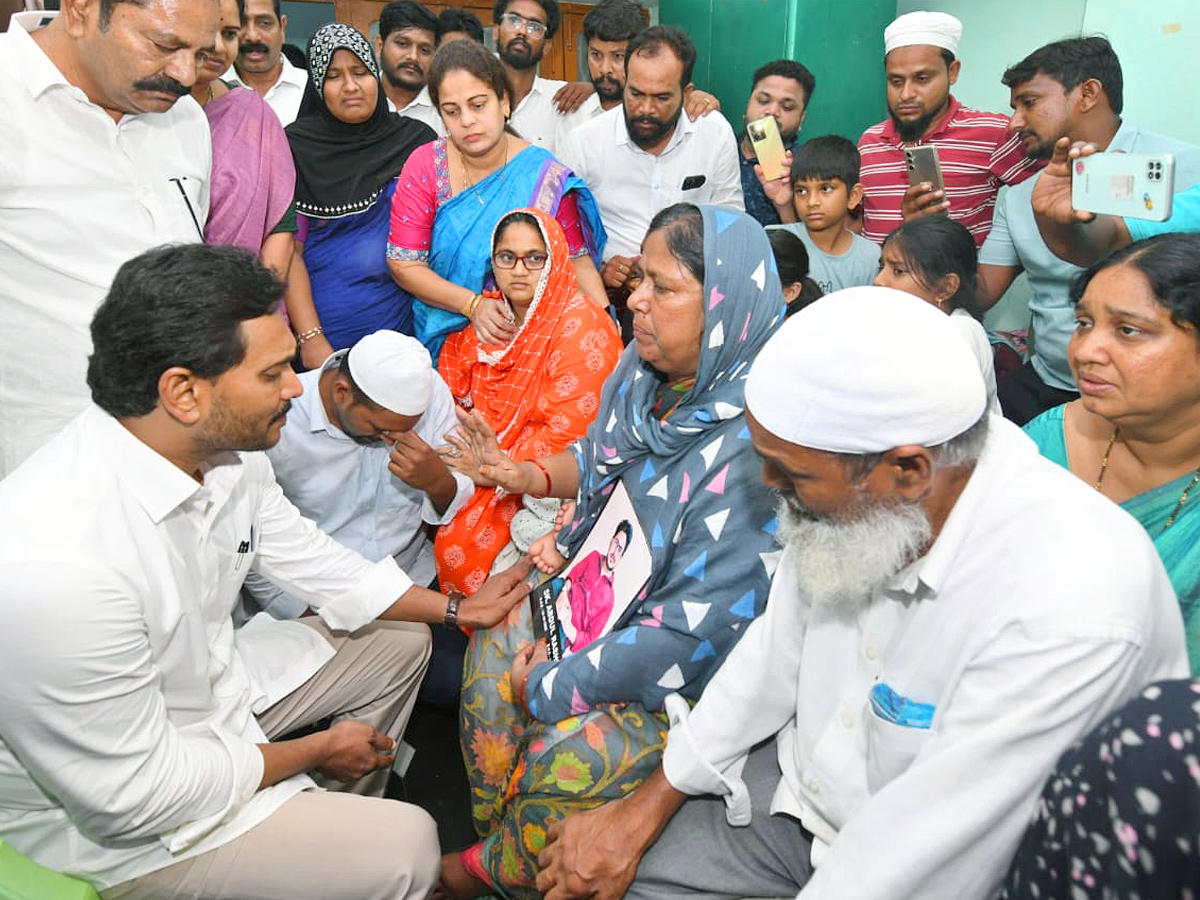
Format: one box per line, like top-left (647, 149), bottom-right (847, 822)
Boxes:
top-left (434, 207), bottom-right (620, 599)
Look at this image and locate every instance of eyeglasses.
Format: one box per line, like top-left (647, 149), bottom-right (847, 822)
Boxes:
top-left (493, 250), bottom-right (549, 270)
top-left (499, 11), bottom-right (548, 37)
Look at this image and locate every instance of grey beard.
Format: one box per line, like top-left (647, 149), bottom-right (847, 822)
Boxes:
top-left (775, 494), bottom-right (932, 607)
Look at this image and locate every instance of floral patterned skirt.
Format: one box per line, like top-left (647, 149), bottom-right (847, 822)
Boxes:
top-left (460, 603), bottom-right (668, 899)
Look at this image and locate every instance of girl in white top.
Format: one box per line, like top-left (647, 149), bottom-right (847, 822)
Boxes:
top-left (875, 215), bottom-right (1002, 414)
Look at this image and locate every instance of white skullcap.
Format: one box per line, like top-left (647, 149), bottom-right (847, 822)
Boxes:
top-left (884, 10), bottom-right (962, 55)
top-left (745, 286), bottom-right (986, 454)
top-left (346, 331), bottom-right (433, 416)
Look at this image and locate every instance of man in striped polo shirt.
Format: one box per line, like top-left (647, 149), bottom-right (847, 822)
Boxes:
top-left (857, 11), bottom-right (1040, 247)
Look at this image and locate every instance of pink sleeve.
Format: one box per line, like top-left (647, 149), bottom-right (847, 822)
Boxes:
top-left (387, 141), bottom-right (440, 261)
top-left (556, 190), bottom-right (586, 257)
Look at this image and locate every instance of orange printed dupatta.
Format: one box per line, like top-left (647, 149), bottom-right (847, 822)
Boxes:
top-left (435, 208), bottom-right (620, 594)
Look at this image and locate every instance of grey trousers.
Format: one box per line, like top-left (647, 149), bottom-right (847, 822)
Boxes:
top-left (102, 618), bottom-right (435, 900)
top-left (626, 741), bottom-right (813, 900)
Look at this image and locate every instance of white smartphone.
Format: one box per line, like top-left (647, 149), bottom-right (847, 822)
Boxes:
top-left (904, 145), bottom-right (945, 194)
top-left (1071, 152), bottom-right (1175, 221)
top-left (747, 115), bottom-right (788, 182)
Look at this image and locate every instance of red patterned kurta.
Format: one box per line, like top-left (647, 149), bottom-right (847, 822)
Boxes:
top-left (857, 96), bottom-right (1041, 247)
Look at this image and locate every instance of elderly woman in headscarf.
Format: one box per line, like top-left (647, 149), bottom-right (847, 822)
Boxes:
top-left (441, 204), bottom-right (785, 899)
top-left (285, 23), bottom-right (435, 354)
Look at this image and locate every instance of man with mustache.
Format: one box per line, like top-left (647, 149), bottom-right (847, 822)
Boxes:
top-left (561, 0), bottom-right (721, 132)
top-left (0, 244), bottom-right (534, 899)
top-left (224, 0), bottom-right (307, 125)
top-left (0, 0), bottom-right (214, 477)
top-left (559, 26), bottom-right (742, 306)
top-left (491, 0), bottom-right (588, 155)
top-left (856, 11), bottom-right (1039, 248)
top-left (535, 286), bottom-right (1188, 900)
top-left (974, 37), bottom-right (1200, 425)
top-left (375, 0), bottom-right (443, 135)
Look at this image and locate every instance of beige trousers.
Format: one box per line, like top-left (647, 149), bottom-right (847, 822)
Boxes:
top-left (103, 618), bottom-right (436, 900)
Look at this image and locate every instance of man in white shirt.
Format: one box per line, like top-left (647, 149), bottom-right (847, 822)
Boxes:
top-left (250, 330), bottom-right (471, 618)
top-left (558, 25), bottom-right (743, 298)
top-left (554, 0), bottom-right (721, 150)
top-left (492, 0), bottom-right (591, 154)
top-left (376, 0), bottom-right (443, 135)
top-left (536, 287), bottom-right (1188, 900)
top-left (0, 0), bottom-right (213, 478)
top-left (0, 245), bottom-right (532, 900)
top-left (225, 0), bottom-right (307, 125)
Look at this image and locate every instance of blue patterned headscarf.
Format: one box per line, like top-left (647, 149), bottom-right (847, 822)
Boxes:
top-left (562, 205), bottom-right (785, 557)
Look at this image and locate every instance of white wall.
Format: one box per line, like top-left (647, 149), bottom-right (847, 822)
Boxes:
top-left (896, 0), bottom-right (1200, 144)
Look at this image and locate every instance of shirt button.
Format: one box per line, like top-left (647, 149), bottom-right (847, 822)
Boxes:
top-left (865, 645), bottom-right (878, 660)
top-left (842, 712), bottom-right (854, 728)
top-left (807, 778), bottom-right (820, 794)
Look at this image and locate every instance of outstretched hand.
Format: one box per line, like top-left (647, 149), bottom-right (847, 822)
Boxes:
top-left (454, 407), bottom-right (530, 493)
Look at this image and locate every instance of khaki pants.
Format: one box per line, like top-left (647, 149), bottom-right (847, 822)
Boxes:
top-left (104, 619), bottom-right (436, 900)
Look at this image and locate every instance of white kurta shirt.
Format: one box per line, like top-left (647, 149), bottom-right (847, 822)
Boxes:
top-left (558, 104), bottom-right (744, 260)
top-left (223, 55), bottom-right (308, 126)
top-left (0, 13), bottom-right (211, 477)
top-left (0, 407), bottom-right (413, 889)
top-left (249, 351), bottom-right (472, 616)
top-left (662, 417), bottom-right (1188, 900)
top-left (507, 75), bottom-right (593, 156)
top-left (387, 84), bottom-right (445, 136)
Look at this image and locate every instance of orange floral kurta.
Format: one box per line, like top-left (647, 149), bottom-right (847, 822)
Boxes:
top-left (435, 208), bottom-right (620, 594)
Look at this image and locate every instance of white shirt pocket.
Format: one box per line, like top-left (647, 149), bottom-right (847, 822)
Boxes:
top-left (865, 704), bottom-right (932, 794)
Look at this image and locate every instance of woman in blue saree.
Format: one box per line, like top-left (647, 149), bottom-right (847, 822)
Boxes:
top-left (1023, 233), bottom-right (1200, 671)
top-left (286, 24), bottom-right (435, 354)
top-left (386, 38), bottom-right (607, 361)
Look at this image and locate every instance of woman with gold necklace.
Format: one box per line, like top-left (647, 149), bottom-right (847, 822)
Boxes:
top-left (1024, 233), bottom-right (1200, 672)
top-left (387, 38), bottom-right (607, 362)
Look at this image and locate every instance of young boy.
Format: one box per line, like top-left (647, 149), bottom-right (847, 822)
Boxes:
top-left (767, 135), bottom-right (880, 293)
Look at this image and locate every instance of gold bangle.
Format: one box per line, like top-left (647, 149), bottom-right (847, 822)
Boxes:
top-left (296, 325), bottom-right (324, 345)
top-left (462, 293), bottom-right (482, 319)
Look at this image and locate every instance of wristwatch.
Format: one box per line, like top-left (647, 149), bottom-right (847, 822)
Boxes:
top-left (443, 590), bottom-right (465, 628)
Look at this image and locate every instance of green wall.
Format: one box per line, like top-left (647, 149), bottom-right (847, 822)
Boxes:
top-left (659, 0), bottom-right (894, 143)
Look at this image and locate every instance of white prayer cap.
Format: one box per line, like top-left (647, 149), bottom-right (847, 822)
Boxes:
top-left (884, 11), bottom-right (962, 56)
top-left (744, 286), bottom-right (986, 454)
top-left (346, 331), bottom-right (433, 416)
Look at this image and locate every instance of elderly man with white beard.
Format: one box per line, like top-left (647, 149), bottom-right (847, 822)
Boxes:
top-left (534, 286), bottom-right (1189, 900)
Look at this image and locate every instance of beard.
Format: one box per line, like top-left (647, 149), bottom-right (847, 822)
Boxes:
top-left (592, 74), bottom-right (623, 104)
top-left (1016, 130), bottom-right (1060, 160)
top-left (889, 95), bottom-right (950, 143)
top-left (499, 37), bottom-right (543, 71)
top-left (383, 60), bottom-right (425, 92)
top-left (624, 102), bottom-right (683, 150)
top-left (198, 396), bottom-right (291, 454)
top-left (775, 494), bottom-right (932, 607)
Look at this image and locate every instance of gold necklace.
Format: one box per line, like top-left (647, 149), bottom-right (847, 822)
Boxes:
top-left (460, 138), bottom-right (509, 206)
top-left (1094, 425), bottom-right (1200, 531)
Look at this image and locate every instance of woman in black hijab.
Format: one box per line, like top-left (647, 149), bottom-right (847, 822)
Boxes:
top-left (286, 23), bottom-right (435, 354)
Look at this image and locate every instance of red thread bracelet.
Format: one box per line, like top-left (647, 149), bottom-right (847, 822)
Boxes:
top-left (530, 459), bottom-right (552, 498)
